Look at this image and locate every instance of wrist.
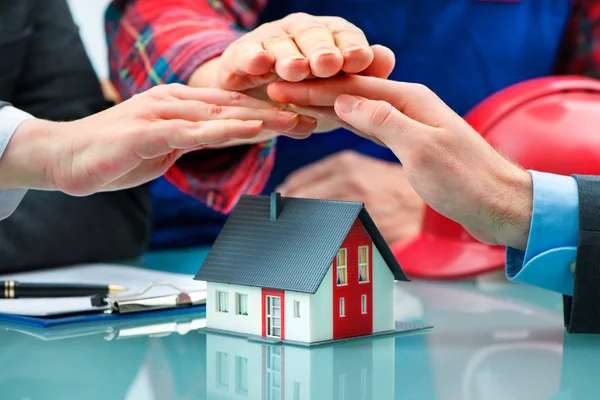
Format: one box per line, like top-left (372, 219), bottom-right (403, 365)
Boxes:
top-left (487, 165), bottom-right (533, 250)
top-left (0, 119), bottom-right (56, 191)
top-left (188, 56), bottom-right (222, 88)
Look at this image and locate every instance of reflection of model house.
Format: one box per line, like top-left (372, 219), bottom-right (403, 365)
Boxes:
top-left (205, 333), bottom-right (395, 400)
top-left (195, 193), bottom-right (411, 345)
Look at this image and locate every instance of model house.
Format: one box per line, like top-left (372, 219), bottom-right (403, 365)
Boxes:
top-left (204, 332), bottom-right (396, 400)
top-left (195, 193), bottom-right (421, 345)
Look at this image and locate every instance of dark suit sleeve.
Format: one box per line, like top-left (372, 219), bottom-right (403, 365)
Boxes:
top-left (0, 1), bottom-right (151, 272)
top-left (562, 175), bottom-right (600, 333)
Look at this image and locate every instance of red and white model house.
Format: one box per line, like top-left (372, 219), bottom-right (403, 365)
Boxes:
top-left (194, 193), bottom-right (417, 345)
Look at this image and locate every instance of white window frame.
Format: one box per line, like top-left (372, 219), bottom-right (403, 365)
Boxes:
top-left (293, 300), bottom-right (301, 318)
top-left (340, 297), bottom-right (345, 317)
top-left (361, 369), bottom-right (367, 400)
top-left (358, 246), bottom-right (369, 283)
top-left (266, 295), bottom-right (282, 338)
top-left (216, 352), bottom-right (229, 389)
top-left (336, 248), bottom-right (348, 286)
top-left (236, 293), bottom-right (248, 316)
top-left (361, 294), bottom-right (367, 314)
top-left (236, 356), bottom-right (248, 395)
top-left (216, 291), bottom-right (229, 313)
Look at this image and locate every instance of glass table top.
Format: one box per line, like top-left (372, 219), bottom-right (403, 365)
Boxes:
top-left (1, 255), bottom-right (599, 399)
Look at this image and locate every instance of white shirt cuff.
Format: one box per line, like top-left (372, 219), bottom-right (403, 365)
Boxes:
top-left (0, 105), bottom-right (35, 220)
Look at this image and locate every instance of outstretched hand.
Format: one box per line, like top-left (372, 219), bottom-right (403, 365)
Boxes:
top-left (0, 84), bottom-right (310, 196)
top-left (269, 75), bottom-right (533, 250)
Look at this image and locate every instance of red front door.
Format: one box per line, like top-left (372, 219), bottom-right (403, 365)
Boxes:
top-left (333, 219), bottom-right (373, 339)
top-left (262, 289), bottom-right (285, 340)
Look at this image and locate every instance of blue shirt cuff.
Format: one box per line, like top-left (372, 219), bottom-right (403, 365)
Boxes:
top-left (505, 170), bottom-right (578, 296)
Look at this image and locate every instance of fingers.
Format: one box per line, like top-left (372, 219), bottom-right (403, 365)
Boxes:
top-left (268, 75), bottom-right (445, 127)
top-left (358, 45), bottom-right (395, 78)
top-left (158, 85), bottom-right (273, 109)
top-left (138, 119), bottom-right (265, 159)
top-left (320, 17), bottom-right (373, 74)
top-left (221, 40), bottom-right (275, 76)
top-left (334, 95), bottom-right (425, 154)
top-left (279, 14), bottom-right (342, 78)
top-left (260, 25), bottom-right (311, 82)
top-left (157, 100), bottom-right (302, 133)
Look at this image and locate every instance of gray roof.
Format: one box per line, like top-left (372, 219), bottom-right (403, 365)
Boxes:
top-left (194, 194), bottom-right (409, 293)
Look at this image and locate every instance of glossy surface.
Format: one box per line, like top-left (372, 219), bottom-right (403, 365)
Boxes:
top-left (2, 250), bottom-right (599, 400)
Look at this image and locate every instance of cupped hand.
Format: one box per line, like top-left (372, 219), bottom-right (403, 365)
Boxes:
top-left (270, 75), bottom-right (533, 250)
top-left (0, 84), bottom-right (310, 195)
top-left (190, 13), bottom-right (395, 133)
top-left (277, 150), bottom-right (424, 244)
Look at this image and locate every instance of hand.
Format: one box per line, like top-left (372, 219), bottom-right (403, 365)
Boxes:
top-left (189, 13), bottom-right (395, 133)
top-left (277, 151), bottom-right (424, 244)
top-left (269, 75), bottom-right (533, 250)
top-left (0, 84), bottom-right (308, 196)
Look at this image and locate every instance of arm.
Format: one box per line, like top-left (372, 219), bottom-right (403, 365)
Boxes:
top-left (106, 0), bottom-right (270, 213)
top-left (0, 102), bottom-right (33, 221)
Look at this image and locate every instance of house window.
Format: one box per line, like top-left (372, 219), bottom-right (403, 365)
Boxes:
top-left (360, 369), bottom-right (367, 400)
top-left (293, 301), bottom-right (301, 318)
top-left (216, 352), bottom-right (229, 389)
top-left (336, 248), bottom-right (347, 286)
top-left (339, 375), bottom-right (346, 400)
top-left (361, 295), bottom-right (367, 314)
top-left (266, 346), bottom-right (281, 400)
top-left (340, 297), bottom-right (345, 317)
top-left (293, 381), bottom-right (301, 400)
top-left (236, 293), bottom-right (248, 316)
top-left (236, 356), bottom-right (248, 395)
top-left (216, 291), bottom-right (229, 313)
top-left (358, 246), bottom-right (369, 283)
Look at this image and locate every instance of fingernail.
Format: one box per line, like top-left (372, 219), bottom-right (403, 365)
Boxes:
top-left (299, 115), bottom-right (317, 124)
top-left (244, 120), bottom-right (263, 126)
top-left (278, 109), bottom-right (298, 118)
top-left (336, 95), bottom-right (361, 113)
top-left (343, 46), bottom-right (366, 55)
top-left (313, 49), bottom-right (337, 58)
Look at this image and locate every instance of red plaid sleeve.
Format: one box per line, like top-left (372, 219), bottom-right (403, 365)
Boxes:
top-left (554, 0), bottom-right (600, 77)
top-left (105, 0), bottom-right (272, 213)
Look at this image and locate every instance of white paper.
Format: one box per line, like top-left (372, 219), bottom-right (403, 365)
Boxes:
top-left (0, 264), bottom-right (206, 317)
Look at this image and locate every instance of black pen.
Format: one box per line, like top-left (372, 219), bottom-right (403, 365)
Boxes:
top-left (0, 280), bottom-right (127, 298)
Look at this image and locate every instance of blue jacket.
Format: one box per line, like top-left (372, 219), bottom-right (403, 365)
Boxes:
top-left (150, 0), bottom-right (571, 249)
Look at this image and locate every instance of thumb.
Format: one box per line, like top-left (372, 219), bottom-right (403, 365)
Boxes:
top-left (334, 95), bottom-right (425, 151)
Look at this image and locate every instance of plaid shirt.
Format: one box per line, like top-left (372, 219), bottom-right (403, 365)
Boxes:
top-left (105, 0), bottom-right (270, 213)
top-left (105, 0), bottom-right (600, 211)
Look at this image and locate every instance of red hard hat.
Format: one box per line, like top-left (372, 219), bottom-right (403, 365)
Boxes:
top-left (393, 75), bottom-right (600, 280)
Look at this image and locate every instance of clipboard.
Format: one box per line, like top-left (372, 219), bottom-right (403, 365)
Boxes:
top-left (0, 306), bottom-right (207, 342)
top-left (0, 264), bottom-right (206, 328)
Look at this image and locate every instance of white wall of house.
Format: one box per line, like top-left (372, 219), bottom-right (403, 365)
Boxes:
top-left (309, 267), bottom-right (334, 342)
top-left (283, 291), bottom-right (311, 342)
top-left (204, 333), bottom-right (396, 400)
top-left (283, 346), bottom-right (313, 400)
top-left (372, 243), bottom-right (395, 332)
top-left (206, 282), bottom-right (262, 336)
top-left (371, 337), bottom-right (395, 399)
top-left (206, 334), bottom-right (263, 399)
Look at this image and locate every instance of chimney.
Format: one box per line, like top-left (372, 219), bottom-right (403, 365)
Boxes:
top-left (270, 192), bottom-right (282, 221)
